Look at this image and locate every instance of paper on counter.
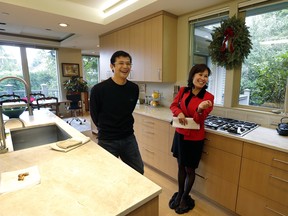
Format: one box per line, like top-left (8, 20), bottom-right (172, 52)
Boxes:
top-left (0, 166), bottom-right (41, 194)
top-left (172, 117), bottom-right (200, 129)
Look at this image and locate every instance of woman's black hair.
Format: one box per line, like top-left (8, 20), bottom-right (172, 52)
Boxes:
top-left (110, 50), bottom-right (132, 65)
top-left (187, 64), bottom-right (211, 90)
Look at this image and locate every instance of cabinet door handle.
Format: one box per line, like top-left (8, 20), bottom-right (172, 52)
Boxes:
top-left (273, 158), bottom-right (288, 165)
top-left (144, 147), bottom-right (154, 154)
top-left (195, 173), bottom-right (208, 180)
top-left (265, 205), bottom-right (286, 216)
top-left (269, 174), bottom-right (288, 184)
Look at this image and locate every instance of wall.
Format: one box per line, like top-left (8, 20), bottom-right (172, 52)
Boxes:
top-left (142, 0), bottom-right (285, 129)
top-left (57, 47), bottom-right (83, 117)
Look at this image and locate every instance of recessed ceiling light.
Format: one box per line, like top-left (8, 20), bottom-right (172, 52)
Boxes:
top-left (59, 23), bottom-right (69, 27)
top-left (101, 0), bottom-right (138, 17)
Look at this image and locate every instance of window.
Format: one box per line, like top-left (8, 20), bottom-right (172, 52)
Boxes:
top-left (26, 47), bottom-right (59, 97)
top-left (240, 2), bottom-right (288, 111)
top-left (0, 45), bottom-right (24, 96)
top-left (82, 55), bottom-right (100, 91)
top-left (190, 15), bottom-right (228, 105)
top-left (0, 45), bottom-right (59, 98)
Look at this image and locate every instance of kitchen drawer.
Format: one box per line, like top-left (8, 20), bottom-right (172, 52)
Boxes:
top-left (135, 114), bottom-right (170, 154)
top-left (199, 145), bottom-right (241, 184)
top-left (193, 171), bottom-right (238, 211)
top-left (237, 187), bottom-right (288, 216)
top-left (139, 142), bottom-right (169, 173)
top-left (205, 132), bottom-right (243, 156)
top-left (239, 158), bottom-right (288, 206)
top-left (243, 142), bottom-right (288, 171)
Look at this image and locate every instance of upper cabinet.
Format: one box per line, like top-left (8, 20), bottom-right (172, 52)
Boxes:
top-left (99, 11), bottom-right (177, 82)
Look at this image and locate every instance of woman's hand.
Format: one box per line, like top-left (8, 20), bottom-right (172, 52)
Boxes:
top-left (177, 112), bottom-right (187, 125)
top-left (197, 100), bottom-right (213, 113)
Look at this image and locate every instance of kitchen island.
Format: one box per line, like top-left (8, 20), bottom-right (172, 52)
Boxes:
top-left (0, 110), bottom-right (161, 216)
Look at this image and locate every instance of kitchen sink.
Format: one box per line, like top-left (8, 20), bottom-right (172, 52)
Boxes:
top-left (10, 124), bottom-right (71, 151)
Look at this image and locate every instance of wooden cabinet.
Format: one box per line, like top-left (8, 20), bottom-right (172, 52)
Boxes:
top-left (99, 11), bottom-right (177, 82)
top-left (133, 113), bottom-right (288, 215)
top-left (236, 142), bottom-right (288, 216)
top-left (133, 113), bottom-right (177, 177)
top-left (193, 132), bottom-right (243, 211)
top-left (99, 33), bottom-right (116, 81)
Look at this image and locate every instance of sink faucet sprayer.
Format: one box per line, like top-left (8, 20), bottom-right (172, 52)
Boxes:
top-left (0, 76), bottom-right (33, 153)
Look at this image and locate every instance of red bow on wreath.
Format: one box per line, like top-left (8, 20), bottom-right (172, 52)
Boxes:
top-left (220, 27), bottom-right (234, 53)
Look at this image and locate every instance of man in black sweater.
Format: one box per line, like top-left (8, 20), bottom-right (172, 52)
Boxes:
top-left (90, 50), bottom-right (144, 174)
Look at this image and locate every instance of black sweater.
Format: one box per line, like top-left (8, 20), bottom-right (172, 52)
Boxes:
top-left (90, 78), bottom-right (139, 140)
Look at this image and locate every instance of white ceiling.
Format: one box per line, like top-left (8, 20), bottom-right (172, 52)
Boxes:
top-left (0, 0), bottom-right (229, 55)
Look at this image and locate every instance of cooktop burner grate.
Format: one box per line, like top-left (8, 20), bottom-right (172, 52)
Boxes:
top-left (204, 115), bottom-right (259, 136)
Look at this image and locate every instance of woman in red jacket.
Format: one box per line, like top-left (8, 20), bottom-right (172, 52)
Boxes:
top-left (169, 64), bottom-right (214, 214)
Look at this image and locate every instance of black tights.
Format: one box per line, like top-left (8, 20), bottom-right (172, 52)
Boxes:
top-left (176, 164), bottom-right (195, 205)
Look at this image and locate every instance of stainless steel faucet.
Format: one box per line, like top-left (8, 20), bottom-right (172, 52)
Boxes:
top-left (0, 76), bottom-right (33, 153)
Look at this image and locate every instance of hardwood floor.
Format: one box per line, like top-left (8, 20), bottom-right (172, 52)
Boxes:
top-left (81, 112), bottom-right (236, 216)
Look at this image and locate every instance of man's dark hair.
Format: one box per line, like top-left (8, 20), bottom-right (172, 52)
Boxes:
top-left (110, 50), bottom-right (132, 65)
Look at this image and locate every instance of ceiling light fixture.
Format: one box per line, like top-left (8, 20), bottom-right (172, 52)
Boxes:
top-left (101, 0), bottom-right (138, 17)
top-left (59, 23), bottom-right (69, 27)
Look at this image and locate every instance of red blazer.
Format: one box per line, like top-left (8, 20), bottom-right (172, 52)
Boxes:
top-left (170, 87), bottom-right (214, 141)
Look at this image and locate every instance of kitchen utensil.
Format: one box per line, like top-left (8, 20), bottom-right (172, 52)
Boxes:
top-left (276, 117), bottom-right (288, 136)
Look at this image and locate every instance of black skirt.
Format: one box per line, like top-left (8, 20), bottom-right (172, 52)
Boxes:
top-left (171, 131), bottom-right (204, 168)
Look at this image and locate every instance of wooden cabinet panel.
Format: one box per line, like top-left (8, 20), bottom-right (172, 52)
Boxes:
top-left (99, 33), bottom-right (116, 81)
top-left (239, 158), bottom-right (288, 206)
top-left (99, 11), bottom-right (177, 82)
top-left (205, 132), bottom-right (243, 155)
top-left (243, 142), bottom-right (288, 171)
top-left (237, 187), bottom-right (288, 216)
top-left (133, 113), bottom-right (173, 177)
top-left (199, 145), bottom-right (241, 184)
top-left (129, 23), bottom-right (145, 81)
top-left (193, 171), bottom-right (238, 211)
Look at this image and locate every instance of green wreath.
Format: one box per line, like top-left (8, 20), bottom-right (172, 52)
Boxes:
top-left (208, 15), bottom-right (252, 69)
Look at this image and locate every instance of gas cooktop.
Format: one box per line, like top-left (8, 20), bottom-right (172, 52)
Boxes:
top-left (204, 115), bottom-right (259, 136)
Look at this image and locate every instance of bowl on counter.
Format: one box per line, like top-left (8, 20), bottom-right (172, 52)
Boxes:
top-left (2, 106), bottom-right (26, 119)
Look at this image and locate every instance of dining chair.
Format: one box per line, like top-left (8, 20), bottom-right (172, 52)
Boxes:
top-left (66, 94), bottom-right (86, 125)
top-left (29, 93), bottom-right (45, 110)
top-left (36, 96), bottom-right (59, 116)
top-left (0, 93), bottom-right (21, 102)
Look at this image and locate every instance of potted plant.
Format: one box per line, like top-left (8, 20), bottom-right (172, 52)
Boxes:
top-left (63, 76), bottom-right (88, 94)
top-left (63, 76), bottom-right (89, 111)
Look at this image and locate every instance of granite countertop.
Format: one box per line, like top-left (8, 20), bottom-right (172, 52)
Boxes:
top-left (134, 105), bottom-right (288, 153)
top-left (0, 110), bottom-right (161, 215)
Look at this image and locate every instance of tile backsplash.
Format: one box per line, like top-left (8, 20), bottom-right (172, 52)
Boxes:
top-left (137, 82), bottom-right (286, 129)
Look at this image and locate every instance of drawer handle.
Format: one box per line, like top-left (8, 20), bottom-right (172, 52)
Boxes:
top-left (269, 174), bottom-right (288, 184)
top-left (265, 205), bottom-right (286, 216)
top-left (273, 158), bottom-right (288, 165)
top-left (144, 131), bottom-right (154, 135)
top-left (143, 120), bottom-right (155, 125)
top-left (143, 147), bottom-right (154, 154)
top-left (195, 173), bottom-right (208, 180)
top-left (202, 151), bottom-right (209, 155)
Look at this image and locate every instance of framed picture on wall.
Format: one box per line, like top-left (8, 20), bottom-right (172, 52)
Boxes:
top-left (62, 63), bottom-right (80, 77)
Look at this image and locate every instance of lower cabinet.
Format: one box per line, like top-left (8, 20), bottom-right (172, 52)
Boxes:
top-left (236, 142), bottom-right (288, 216)
top-left (133, 113), bottom-right (177, 178)
top-left (134, 113), bottom-right (288, 215)
top-left (193, 132), bottom-right (243, 211)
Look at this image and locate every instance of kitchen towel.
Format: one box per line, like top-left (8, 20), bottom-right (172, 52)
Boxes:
top-left (0, 166), bottom-right (41, 194)
top-left (50, 137), bottom-right (90, 152)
